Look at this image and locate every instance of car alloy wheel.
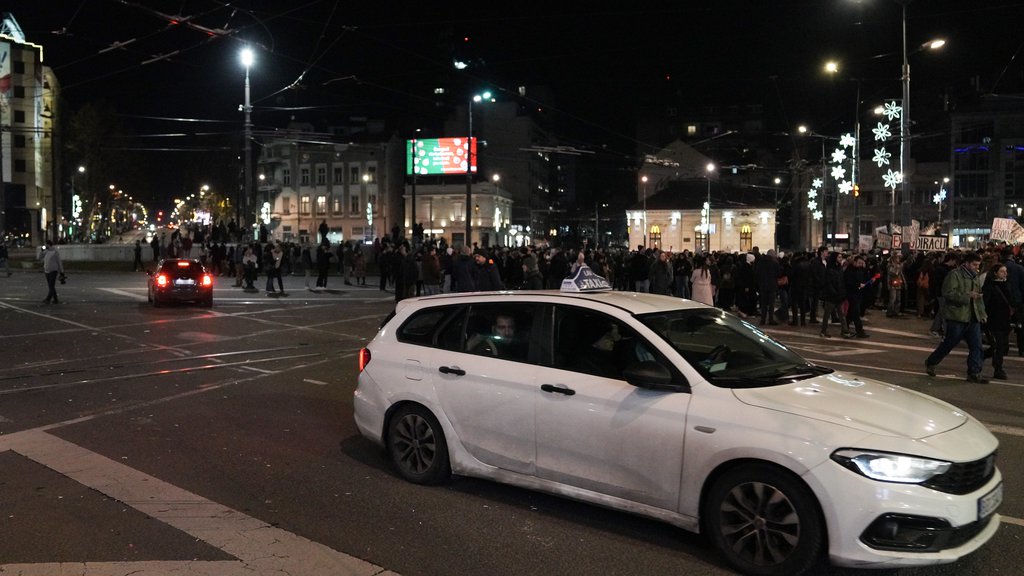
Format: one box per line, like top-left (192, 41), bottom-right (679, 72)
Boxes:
top-left (386, 405), bottom-right (450, 485)
top-left (704, 464), bottom-right (824, 576)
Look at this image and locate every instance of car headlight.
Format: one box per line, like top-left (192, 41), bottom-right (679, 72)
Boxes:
top-left (832, 449), bottom-right (952, 483)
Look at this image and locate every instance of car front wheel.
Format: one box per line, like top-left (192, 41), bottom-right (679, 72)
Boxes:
top-left (386, 405), bottom-right (451, 485)
top-left (704, 464), bottom-right (825, 576)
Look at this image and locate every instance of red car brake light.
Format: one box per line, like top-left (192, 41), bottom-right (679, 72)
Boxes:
top-left (358, 348), bottom-right (371, 372)
top-left (176, 261), bottom-right (191, 267)
top-left (156, 274), bottom-right (169, 287)
top-left (201, 274), bottom-right (213, 287)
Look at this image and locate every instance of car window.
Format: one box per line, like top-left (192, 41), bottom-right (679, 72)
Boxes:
top-left (397, 306), bottom-right (461, 346)
top-left (461, 304), bottom-right (538, 362)
top-left (552, 306), bottom-right (670, 381)
top-left (638, 308), bottom-right (829, 387)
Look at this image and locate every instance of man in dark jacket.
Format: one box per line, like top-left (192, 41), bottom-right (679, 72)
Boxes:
top-left (820, 253), bottom-right (849, 338)
top-left (754, 250), bottom-right (781, 325)
top-left (843, 254), bottom-right (870, 338)
top-left (453, 245), bottom-right (476, 292)
top-left (472, 249), bottom-right (505, 291)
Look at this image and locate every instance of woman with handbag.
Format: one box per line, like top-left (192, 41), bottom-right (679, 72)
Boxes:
top-left (983, 263), bottom-right (1016, 380)
top-left (886, 253), bottom-right (906, 318)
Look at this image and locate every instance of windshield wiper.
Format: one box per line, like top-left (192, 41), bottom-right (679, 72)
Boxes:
top-left (770, 364), bottom-right (832, 380)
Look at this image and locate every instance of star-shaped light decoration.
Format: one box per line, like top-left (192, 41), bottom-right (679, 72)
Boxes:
top-left (872, 148), bottom-right (891, 167)
top-left (838, 181), bottom-right (853, 195)
top-left (883, 169), bottom-right (903, 189)
top-left (813, 210), bottom-right (823, 220)
top-left (812, 178), bottom-right (823, 189)
top-left (808, 200), bottom-right (818, 210)
top-left (872, 122), bottom-right (892, 141)
top-left (883, 101), bottom-right (902, 121)
top-left (933, 193), bottom-right (943, 204)
top-left (808, 189), bottom-right (818, 199)
top-left (831, 165), bottom-right (847, 180)
top-left (831, 148), bottom-right (847, 164)
top-left (839, 133), bottom-right (856, 148)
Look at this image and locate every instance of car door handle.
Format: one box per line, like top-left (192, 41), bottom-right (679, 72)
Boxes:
top-left (438, 366), bottom-right (466, 376)
top-left (541, 384), bottom-right (576, 396)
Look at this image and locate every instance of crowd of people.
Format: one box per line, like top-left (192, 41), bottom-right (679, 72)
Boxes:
top-left (134, 223), bottom-right (1024, 382)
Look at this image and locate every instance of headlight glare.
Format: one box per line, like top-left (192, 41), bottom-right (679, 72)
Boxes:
top-left (832, 449), bottom-right (951, 483)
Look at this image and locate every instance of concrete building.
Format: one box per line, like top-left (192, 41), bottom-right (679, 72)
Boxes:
top-left (0, 14), bottom-right (58, 244)
top-left (255, 122), bottom-right (403, 245)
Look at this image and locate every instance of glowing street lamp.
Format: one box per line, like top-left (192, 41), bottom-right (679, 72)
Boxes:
top-left (240, 47), bottom-right (255, 229)
top-left (704, 163), bottom-right (715, 253)
top-left (640, 175), bottom-right (649, 247)
top-left (465, 90), bottom-right (493, 247)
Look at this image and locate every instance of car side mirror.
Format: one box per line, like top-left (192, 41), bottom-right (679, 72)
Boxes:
top-left (623, 361), bottom-right (685, 391)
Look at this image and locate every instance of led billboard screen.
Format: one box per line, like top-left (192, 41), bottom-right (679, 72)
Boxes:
top-left (407, 137), bottom-right (477, 175)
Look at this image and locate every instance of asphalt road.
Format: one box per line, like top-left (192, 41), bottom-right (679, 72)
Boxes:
top-left (0, 269), bottom-right (1021, 576)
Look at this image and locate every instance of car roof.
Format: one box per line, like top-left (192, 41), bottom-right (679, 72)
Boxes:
top-left (396, 290), bottom-right (705, 316)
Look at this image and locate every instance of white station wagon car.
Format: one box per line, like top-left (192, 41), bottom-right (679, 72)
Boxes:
top-left (353, 281), bottom-right (1001, 575)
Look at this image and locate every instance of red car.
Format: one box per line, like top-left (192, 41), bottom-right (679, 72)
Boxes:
top-left (148, 259), bottom-right (213, 307)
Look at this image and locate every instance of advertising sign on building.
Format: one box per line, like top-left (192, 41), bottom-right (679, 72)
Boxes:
top-left (406, 138), bottom-right (477, 175)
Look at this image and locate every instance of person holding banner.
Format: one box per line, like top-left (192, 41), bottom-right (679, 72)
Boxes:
top-left (925, 252), bottom-right (988, 383)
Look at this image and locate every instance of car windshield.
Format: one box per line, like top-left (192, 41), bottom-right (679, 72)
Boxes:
top-left (637, 308), bottom-right (831, 388)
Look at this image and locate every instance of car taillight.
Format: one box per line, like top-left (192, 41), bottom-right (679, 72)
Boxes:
top-left (358, 348), bottom-right (371, 372)
top-left (201, 274), bottom-right (213, 287)
top-left (156, 274), bottom-right (169, 287)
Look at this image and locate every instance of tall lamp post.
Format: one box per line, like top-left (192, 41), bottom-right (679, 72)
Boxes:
top-left (240, 47), bottom-right (254, 231)
top-left (704, 163), bottom-right (715, 253)
top-left (465, 91), bottom-right (492, 248)
top-left (640, 175), bottom-right (648, 247)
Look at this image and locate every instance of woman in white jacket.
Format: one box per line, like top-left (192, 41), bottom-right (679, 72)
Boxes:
top-left (690, 254), bottom-right (716, 306)
top-left (40, 241), bottom-right (64, 304)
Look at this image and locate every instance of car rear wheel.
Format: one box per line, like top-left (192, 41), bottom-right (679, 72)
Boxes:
top-left (704, 464), bottom-right (825, 576)
top-left (386, 404), bottom-right (450, 485)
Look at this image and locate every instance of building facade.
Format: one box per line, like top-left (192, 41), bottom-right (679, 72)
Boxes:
top-left (0, 15), bottom-right (58, 244)
top-left (256, 123), bottom-right (403, 245)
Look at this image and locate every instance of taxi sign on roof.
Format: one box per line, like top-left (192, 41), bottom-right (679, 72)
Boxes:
top-left (560, 265), bottom-right (612, 292)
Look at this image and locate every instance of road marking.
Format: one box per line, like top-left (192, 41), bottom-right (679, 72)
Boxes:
top-left (0, 429), bottom-right (395, 576)
top-left (303, 378), bottom-right (329, 386)
top-left (987, 424), bottom-right (1024, 437)
top-left (98, 287), bottom-right (147, 301)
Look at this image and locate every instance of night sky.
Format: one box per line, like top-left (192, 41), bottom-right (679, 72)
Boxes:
top-left (7, 1), bottom-right (1024, 210)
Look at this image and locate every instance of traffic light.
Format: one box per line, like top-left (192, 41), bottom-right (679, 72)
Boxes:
top-left (853, 184), bottom-right (860, 197)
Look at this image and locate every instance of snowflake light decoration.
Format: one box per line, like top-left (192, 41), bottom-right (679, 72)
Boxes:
top-left (808, 200), bottom-right (818, 210)
top-left (808, 189), bottom-right (818, 199)
top-left (813, 210), bottom-right (823, 220)
top-left (882, 101), bottom-right (902, 121)
top-left (812, 178), bottom-right (823, 189)
top-left (831, 166), bottom-right (847, 180)
top-left (831, 148), bottom-right (847, 164)
top-left (883, 169), bottom-right (903, 189)
top-left (872, 122), bottom-right (892, 141)
top-left (872, 148), bottom-right (891, 167)
top-left (839, 133), bottom-right (856, 148)
top-left (838, 181), bottom-right (853, 195)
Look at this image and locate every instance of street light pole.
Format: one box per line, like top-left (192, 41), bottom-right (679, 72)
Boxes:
top-left (899, 1), bottom-right (911, 228)
top-left (640, 175), bottom-right (648, 248)
top-left (705, 163), bottom-right (715, 253)
top-left (241, 47), bottom-right (254, 234)
top-left (465, 91), bottom-right (491, 248)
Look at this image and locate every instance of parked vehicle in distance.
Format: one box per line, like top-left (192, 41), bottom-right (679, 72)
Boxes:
top-left (353, 274), bottom-right (1001, 576)
top-left (147, 258), bottom-right (213, 307)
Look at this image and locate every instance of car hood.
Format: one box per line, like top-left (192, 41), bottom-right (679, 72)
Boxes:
top-left (732, 372), bottom-right (968, 439)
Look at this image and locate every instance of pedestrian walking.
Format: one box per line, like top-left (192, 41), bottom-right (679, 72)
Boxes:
top-left (0, 241), bottom-right (10, 277)
top-left (40, 240), bottom-right (64, 304)
top-left (266, 242), bottom-right (285, 294)
top-left (690, 254), bottom-right (715, 306)
top-left (983, 263), bottom-right (1015, 380)
top-left (132, 240), bottom-right (144, 271)
top-left (925, 252), bottom-right (988, 382)
top-left (886, 253), bottom-right (906, 317)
